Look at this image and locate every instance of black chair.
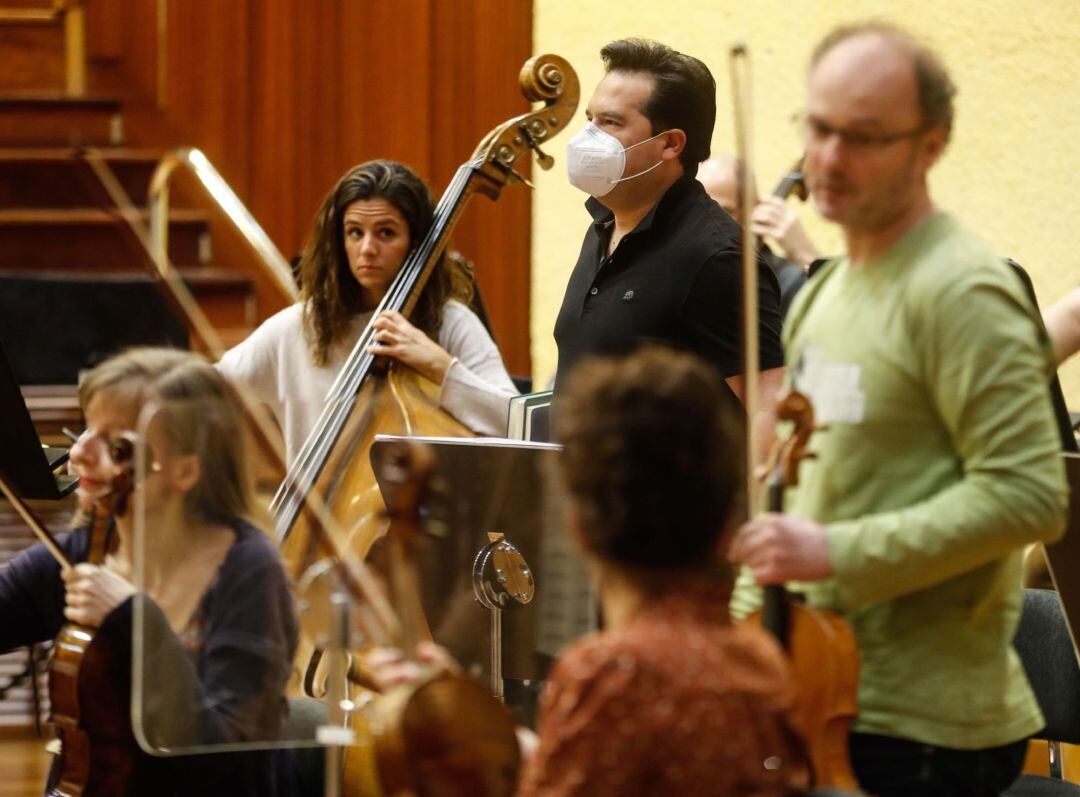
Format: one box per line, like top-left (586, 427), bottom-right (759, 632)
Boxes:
top-left (1004, 589), bottom-right (1080, 795)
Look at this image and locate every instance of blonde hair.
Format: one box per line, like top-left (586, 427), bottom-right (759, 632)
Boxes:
top-left (80, 348), bottom-right (251, 525)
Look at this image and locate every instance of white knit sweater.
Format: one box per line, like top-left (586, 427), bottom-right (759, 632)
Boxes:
top-left (217, 300), bottom-right (518, 464)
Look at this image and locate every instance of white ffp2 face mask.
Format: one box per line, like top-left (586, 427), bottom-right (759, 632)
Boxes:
top-left (566, 123), bottom-right (666, 197)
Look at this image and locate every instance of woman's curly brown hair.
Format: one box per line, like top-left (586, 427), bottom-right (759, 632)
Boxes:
top-left (554, 345), bottom-right (743, 569)
top-left (298, 160), bottom-right (473, 365)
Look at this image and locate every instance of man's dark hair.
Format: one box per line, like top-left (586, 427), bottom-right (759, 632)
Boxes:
top-left (600, 38), bottom-right (716, 174)
top-left (555, 345), bottom-right (742, 570)
top-left (811, 22), bottom-right (957, 140)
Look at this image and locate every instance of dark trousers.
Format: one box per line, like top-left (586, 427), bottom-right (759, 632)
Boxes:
top-left (850, 732), bottom-right (1028, 797)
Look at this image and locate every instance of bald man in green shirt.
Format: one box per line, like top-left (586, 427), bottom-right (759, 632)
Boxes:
top-left (729, 23), bottom-right (1068, 797)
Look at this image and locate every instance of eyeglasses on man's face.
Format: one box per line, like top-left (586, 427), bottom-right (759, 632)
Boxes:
top-left (795, 112), bottom-right (930, 151)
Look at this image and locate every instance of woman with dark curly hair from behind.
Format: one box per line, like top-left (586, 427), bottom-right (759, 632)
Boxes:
top-left (218, 159), bottom-right (517, 463)
top-left (367, 345), bottom-right (809, 796)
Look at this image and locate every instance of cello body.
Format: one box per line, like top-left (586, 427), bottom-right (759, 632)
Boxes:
top-left (369, 674), bottom-right (521, 797)
top-left (750, 595), bottom-right (859, 792)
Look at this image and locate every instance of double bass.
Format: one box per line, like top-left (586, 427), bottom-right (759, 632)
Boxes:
top-left (270, 53), bottom-right (579, 683)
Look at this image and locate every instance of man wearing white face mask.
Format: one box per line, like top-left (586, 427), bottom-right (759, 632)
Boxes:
top-left (554, 38), bottom-right (785, 429)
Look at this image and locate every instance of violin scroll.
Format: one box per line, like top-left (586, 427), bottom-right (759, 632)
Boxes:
top-left (773, 157), bottom-right (809, 202)
top-left (378, 440), bottom-right (437, 531)
top-left (775, 389), bottom-right (819, 489)
top-left (105, 431), bottom-right (139, 517)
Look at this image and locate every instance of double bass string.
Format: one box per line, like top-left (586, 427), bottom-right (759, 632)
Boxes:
top-left (273, 162), bottom-right (477, 539)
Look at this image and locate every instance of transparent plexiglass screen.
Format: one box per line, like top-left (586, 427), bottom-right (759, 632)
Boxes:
top-left (130, 403), bottom-right (321, 754)
top-left (131, 412), bottom-right (595, 755)
top-left (369, 435), bottom-right (597, 728)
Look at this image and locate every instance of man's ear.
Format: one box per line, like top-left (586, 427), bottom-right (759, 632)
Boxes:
top-left (662, 129), bottom-right (687, 161)
top-left (919, 124), bottom-right (949, 170)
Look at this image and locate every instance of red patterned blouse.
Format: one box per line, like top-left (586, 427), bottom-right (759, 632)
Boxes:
top-left (517, 581), bottom-right (810, 797)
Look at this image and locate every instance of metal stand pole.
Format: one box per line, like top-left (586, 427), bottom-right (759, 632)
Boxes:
top-left (490, 604), bottom-right (504, 703)
top-left (319, 585), bottom-right (355, 797)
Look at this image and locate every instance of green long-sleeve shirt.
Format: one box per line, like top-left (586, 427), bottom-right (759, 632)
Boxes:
top-left (732, 212), bottom-right (1068, 749)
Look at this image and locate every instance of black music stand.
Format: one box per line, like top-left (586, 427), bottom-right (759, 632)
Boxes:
top-left (0, 273), bottom-right (187, 384)
top-left (0, 340), bottom-right (77, 499)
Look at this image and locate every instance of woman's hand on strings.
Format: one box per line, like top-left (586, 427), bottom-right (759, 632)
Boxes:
top-left (369, 311), bottom-right (454, 385)
top-left (363, 641), bottom-right (460, 692)
top-left (61, 562), bottom-right (136, 627)
top-left (728, 512), bottom-right (833, 585)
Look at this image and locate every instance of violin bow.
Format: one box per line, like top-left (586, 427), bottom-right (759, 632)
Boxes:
top-left (730, 43), bottom-right (760, 515)
top-left (0, 470), bottom-right (73, 572)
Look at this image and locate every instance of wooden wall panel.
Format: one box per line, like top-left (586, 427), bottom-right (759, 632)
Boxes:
top-left (431, 0), bottom-right (534, 374)
top-left (80, 0), bottom-right (534, 373)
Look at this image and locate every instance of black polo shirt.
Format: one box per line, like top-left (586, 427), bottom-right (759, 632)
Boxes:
top-left (553, 174), bottom-right (785, 389)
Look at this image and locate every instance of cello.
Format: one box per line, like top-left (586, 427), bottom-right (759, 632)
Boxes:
top-left (0, 436), bottom-right (137, 797)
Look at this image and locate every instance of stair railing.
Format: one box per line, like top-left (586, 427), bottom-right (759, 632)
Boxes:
top-left (148, 147), bottom-right (299, 303)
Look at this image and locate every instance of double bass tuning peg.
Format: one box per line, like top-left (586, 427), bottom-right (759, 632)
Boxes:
top-left (517, 122), bottom-right (554, 170)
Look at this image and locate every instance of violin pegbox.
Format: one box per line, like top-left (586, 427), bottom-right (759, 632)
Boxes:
top-left (472, 53), bottom-right (580, 198)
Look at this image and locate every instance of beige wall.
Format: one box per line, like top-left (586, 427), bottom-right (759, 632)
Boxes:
top-left (533, 0), bottom-right (1080, 402)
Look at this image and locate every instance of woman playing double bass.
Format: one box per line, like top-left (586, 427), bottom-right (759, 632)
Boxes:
top-left (218, 159), bottom-right (519, 462)
top-left (0, 348), bottom-right (298, 796)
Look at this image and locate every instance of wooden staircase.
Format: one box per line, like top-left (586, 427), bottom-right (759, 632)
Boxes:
top-left (0, 1), bottom-right (261, 396)
top-left (0, 2), bottom-right (266, 732)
